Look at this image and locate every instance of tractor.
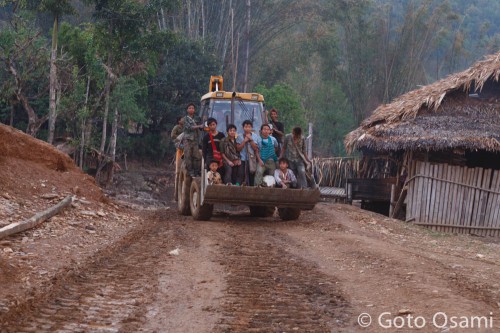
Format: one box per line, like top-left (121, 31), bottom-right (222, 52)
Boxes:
top-left (174, 76), bottom-right (320, 221)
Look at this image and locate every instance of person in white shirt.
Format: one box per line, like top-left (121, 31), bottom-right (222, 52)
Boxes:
top-left (274, 157), bottom-right (297, 189)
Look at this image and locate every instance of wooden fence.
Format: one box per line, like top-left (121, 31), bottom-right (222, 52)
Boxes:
top-left (313, 157), bottom-right (359, 188)
top-left (406, 161), bottom-right (500, 237)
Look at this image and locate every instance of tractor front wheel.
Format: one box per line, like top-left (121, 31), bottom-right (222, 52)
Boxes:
top-left (190, 178), bottom-right (213, 221)
top-left (177, 169), bottom-right (191, 216)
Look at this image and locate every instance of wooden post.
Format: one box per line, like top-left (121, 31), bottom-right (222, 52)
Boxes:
top-left (307, 122), bottom-right (313, 160)
top-left (392, 186), bottom-right (407, 219)
top-left (389, 184), bottom-right (396, 217)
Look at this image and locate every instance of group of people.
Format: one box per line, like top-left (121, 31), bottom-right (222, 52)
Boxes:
top-left (171, 103), bottom-right (313, 189)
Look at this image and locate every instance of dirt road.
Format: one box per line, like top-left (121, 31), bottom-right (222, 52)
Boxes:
top-left (1, 202), bottom-right (500, 332)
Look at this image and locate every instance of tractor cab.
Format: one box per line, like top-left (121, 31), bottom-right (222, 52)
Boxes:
top-left (199, 76), bottom-right (265, 134)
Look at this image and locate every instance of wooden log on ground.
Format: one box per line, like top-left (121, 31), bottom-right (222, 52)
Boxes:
top-left (0, 195), bottom-right (73, 240)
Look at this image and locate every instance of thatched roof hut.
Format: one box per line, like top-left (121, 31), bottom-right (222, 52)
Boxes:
top-left (345, 52), bottom-right (500, 155)
top-left (343, 53), bottom-right (500, 236)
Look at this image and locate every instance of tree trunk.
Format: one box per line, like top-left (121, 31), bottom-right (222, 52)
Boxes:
top-left (80, 76), bottom-right (91, 169)
top-left (243, 0), bottom-right (251, 92)
top-left (100, 73), bottom-right (111, 155)
top-left (8, 61), bottom-right (47, 136)
top-left (187, 0), bottom-right (192, 39)
top-left (201, 0), bottom-right (205, 41)
top-left (107, 106), bottom-right (119, 185)
top-left (20, 93), bottom-right (47, 136)
top-left (156, 12), bottom-right (162, 30)
top-left (110, 107), bottom-right (118, 164)
top-left (48, 15), bottom-right (59, 145)
top-left (161, 7), bottom-right (166, 30)
top-left (10, 104), bottom-right (14, 127)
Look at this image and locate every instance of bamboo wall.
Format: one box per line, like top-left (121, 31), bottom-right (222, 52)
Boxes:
top-left (406, 161), bottom-right (500, 237)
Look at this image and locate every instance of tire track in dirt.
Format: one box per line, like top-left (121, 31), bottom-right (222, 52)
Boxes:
top-left (214, 224), bottom-right (352, 333)
top-left (1, 212), bottom-right (177, 333)
top-left (397, 248), bottom-right (500, 310)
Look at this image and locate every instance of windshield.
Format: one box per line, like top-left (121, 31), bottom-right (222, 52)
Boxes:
top-left (207, 99), bottom-right (264, 135)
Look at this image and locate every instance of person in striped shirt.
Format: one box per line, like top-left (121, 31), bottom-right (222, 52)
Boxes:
top-left (255, 124), bottom-right (279, 187)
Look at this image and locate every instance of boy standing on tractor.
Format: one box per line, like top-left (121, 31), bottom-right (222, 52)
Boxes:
top-left (254, 124), bottom-right (279, 186)
top-left (236, 120), bottom-right (260, 185)
top-left (182, 103), bottom-right (204, 177)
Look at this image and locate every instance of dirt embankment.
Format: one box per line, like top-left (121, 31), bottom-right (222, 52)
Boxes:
top-left (0, 123), bottom-right (141, 322)
top-left (0, 123), bottom-right (104, 226)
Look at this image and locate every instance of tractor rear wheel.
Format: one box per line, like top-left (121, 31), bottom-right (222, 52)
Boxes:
top-left (278, 208), bottom-right (301, 221)
top-left (177, 169), bottom-right (191, 216)
top-left (190, 178), bottom-right (213, 220)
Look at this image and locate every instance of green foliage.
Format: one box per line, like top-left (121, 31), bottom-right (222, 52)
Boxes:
top-left (146, 35), bottom-right (219, 129)
top-left (37, 0), bottom-right (75, 17)
top-left (255, 83), bottom-right (306, 131)
top-left (90, 0), bottom-right (148, 65)
top-left (110, 76), bottom-right (147, 126)
top-left (309, 81), bottom-right (356, 156)
top-left (120, 131), bottom-right (168, 164)
top-left (0, 12), bottom-right (49, 132)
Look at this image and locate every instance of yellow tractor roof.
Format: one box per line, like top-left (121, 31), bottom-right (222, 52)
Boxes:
top-left (201, 91), bottom-right (265, 102)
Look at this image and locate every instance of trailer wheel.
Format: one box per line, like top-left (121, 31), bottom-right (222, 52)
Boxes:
top-left (278, 208), bottom-right (301, 221)
top-left (190, 178), bottom-right (213, 220)
top-left (249, 206), bottom-right (275, 217)
top-left (177, 169), bottom-right (191, 216)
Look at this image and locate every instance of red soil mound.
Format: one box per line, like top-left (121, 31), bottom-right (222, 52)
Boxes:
top-left (0, 123), bottom-right (103, 203)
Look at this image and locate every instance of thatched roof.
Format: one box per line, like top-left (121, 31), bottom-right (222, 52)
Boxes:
top-left (345, 52), bottom-right (500, 154)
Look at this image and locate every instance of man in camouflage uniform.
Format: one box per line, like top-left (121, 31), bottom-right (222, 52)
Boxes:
top-left (182, 103), bottom-right (203, 177)
top-left (170, 116), bottom-right (184, 141)
top-left (280, 126), bottom-right (311, 189)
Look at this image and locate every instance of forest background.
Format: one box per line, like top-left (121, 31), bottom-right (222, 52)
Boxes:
top-left (0, 0), bottom-right (499, 171)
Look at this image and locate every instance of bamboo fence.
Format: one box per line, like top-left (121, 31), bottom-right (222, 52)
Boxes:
top-left (313, 156), bottom-right (399, 188)
top-left (313, 157), bottom-right (359, 188)
top-left (406, 161), bottom-right (500, 237)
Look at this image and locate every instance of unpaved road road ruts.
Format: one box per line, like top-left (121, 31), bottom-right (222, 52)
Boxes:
top-left (2, 203), bottom-right (500, 332)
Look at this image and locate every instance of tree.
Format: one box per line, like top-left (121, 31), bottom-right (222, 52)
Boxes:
top-left (58, 21), bottom-right (106, 168)
top-left (254, 83), bottom-right (306, 131)
top-left (37, 0), bottom-right (75, 144)
top-left (0, 12), bottom-right (49, 136)
top-left (87, 0), bottom-right (147, 183)
top-left (1, 0), bottom-right (75, 143)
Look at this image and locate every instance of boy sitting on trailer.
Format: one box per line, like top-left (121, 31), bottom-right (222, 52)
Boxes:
top-left (207, 160), bottom-right (223, 185)
top-left (274, 157), bottom-right (297, 189)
